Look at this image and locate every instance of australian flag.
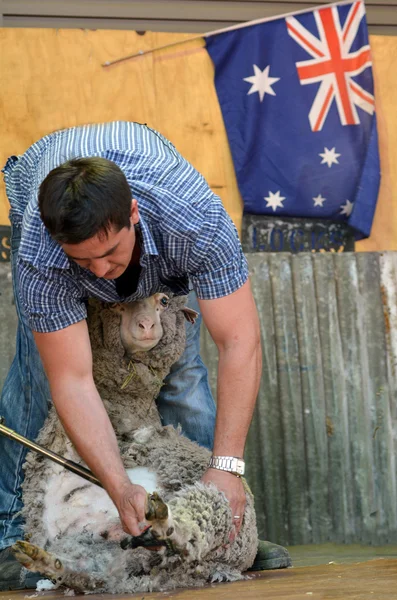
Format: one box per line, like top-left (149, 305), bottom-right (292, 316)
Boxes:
top-left (205, 1), bottom-right (380, 239)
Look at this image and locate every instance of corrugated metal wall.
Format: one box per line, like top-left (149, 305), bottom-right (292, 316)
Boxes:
top-left (202, 252), bottom-right (397, 545)
top-left (0, 0), bottom-right (395, 35)
top-left (2, 252), bottom-right (397, 545)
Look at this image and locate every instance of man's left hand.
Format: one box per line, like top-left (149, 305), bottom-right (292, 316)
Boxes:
top-left (201, 468), bottom-right (246, 539)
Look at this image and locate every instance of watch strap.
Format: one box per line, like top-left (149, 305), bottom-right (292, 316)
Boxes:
top-left (208, 455), bottom-right (245, 477)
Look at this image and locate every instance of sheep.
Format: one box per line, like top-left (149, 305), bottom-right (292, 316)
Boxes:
top-left (12, 294), bottom-right (258, 593)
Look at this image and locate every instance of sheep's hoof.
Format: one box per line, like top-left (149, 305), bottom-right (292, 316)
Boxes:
top-left (120, 528), bottom-right (168, 551)
top-left (145, 492), bottom-right (168, 522)
top-left (12, 541), bottom-right (65, 582)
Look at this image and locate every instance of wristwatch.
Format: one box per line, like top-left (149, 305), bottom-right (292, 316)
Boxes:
top-left (208, 455), bottom-right (245, 477)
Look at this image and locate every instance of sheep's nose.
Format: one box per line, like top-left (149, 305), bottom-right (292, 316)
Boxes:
top-left (138, 318), bottom-right (155, 332)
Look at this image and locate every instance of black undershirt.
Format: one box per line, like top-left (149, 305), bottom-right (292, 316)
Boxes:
top-left (114, 262), bottom-right (141, 299)
top-left (114, 224), bottom-right (142, 299)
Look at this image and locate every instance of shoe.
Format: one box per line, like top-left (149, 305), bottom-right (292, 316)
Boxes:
top-left (0, 546), bottom-right (41, 591)
top-left (248, 539), bottom-right (292, 571)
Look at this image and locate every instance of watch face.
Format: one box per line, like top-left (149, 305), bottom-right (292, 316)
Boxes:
top-left (236, 463), bottom-right (245, 475)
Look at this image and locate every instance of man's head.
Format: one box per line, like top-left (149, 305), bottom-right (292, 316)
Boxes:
top-left (39, 157), bottom-right (139, 279)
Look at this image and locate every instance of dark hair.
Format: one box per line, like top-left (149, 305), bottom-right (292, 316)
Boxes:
top-left (38, 157), bottom-right (132, 244)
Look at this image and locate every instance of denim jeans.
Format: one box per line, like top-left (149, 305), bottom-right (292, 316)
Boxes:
top-left (0, 221), bottom-right (216, 550)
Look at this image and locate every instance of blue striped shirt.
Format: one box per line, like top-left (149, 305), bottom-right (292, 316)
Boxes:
top-left (2, 122), bottom-right (248, 333)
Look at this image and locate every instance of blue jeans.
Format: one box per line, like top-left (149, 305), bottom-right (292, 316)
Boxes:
top-left (0, 221), bottom-right (216, 550)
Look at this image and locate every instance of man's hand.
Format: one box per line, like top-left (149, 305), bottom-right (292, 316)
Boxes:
top-left (201, 468), bottom-right (246, 539)
top-left (113, 481), bottom-right (149, 537)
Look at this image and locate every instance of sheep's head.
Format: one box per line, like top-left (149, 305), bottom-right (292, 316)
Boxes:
top-left (110, 293), bottom-right (169, 355)
top-left (110, 294), bottom-right (199, 356)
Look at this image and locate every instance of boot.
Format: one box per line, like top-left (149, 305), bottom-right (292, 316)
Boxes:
top-left (248, 539), bottom-right (292, 571)
top-left (0, 547), bottom-right (41, 591)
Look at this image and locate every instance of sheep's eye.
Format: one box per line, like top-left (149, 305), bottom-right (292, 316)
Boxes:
top-left (160, 297), bottom-right (169, 307)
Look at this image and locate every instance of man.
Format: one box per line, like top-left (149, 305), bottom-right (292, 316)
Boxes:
top-left (0, 121), bottom-right (290, 589)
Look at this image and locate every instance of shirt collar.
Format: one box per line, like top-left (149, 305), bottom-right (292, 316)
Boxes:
top-left (136, 214), bottom-right (158, 259)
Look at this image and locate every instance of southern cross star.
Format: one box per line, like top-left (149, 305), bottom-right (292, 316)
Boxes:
top-left (313, 194), bottom-right (326, 207)
top-left (243, 65), bottom-right (280, 102)
top-left (319, 147), bottom-right (341, 168)
top-left (340, 200), bottom-right (354, 216)
top-left (265, 190), bottom-right (285, 212)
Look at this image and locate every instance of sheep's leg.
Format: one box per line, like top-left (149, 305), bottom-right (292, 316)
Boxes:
top-left (11, 541), bottom-right (104, 592)
top-left (145, 492), bottom-right (175, 539)
top-left (120, 493), bottom-right (177, 553)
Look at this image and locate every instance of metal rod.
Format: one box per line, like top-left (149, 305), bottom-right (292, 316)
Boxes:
top-left (102, 0), bottom-right (354, 68)
top-left (0, 417), bottom-right (102, 488)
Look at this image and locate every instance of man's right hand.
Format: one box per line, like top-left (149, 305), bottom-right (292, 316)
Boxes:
top-left (113, 481), bottom-right (149, 537)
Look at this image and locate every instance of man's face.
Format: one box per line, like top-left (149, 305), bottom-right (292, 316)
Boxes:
top-left (61, 199), bottom-right (140, 280)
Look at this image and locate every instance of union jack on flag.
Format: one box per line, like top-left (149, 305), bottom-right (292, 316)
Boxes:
top-left (286, 3), bottom-right (374, 131)
top-left (206, 1), bottom-right (380, 240)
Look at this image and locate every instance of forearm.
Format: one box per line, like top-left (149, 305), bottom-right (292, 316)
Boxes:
top-left (213, 339), bottom-right (262, 457)
top-left (50, 376), bottom-right (130, 500)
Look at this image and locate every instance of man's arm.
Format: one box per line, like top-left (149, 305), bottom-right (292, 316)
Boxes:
top-left (34, 320), bottom-right (148, 536)
top-left (198, 279), bottom-right (262, 530)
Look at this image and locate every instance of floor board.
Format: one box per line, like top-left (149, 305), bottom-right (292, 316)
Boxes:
top-left (1, 558), bottom-right (396, 600)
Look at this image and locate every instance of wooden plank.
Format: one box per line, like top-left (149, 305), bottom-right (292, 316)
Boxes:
top-left (245, 254), bottom-right (289, 546)
top-left (356, 253), bottom-right (397, 543)
top-left (269, 254), bottom-right (310, 545)
top-left (1, 559), bottom-right (397, 599)
top-left (4, 16), bottom-right (396, 35)
top-left (3, 2), bottom-right (397, 26)
top-left (333, 254), bottom-right (376, 543)
top-left (291, 254), bottom-right (331, 543)
top-left (379, 253), bottom-right (397, 424)
top-left (5, 0), bottom-right (397, 18)
top-left (2, 17), bottom-right (232, 32)
top-left (379, 252), bottom-right (397, 538)
top-left (313, 254), bottom-right (354, 543)
top-left (1, 0), bottom-right (335, 20)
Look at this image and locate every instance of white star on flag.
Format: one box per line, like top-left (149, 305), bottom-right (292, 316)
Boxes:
top-left (243, 65), bottom-right (280, 102)
top-left (340, 200), bottom-right (354, 216)
top-left (265, 190), bottom-right (285, 212)
top-left (313, 194), bottom-right (326, 207)
top-left (319, 147), bottom-right (341, 168)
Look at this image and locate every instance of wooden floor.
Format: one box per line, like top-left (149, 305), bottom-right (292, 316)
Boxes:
top-left (1, 548), bottom-right (397, 600)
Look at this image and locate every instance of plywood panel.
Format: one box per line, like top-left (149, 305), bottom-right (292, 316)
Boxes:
top-left (355, 36), bottom-right (397, 251)
top-left (0, 28), bottom-right (243, 230)
top-left (0, 29), bottom-right (395, 250)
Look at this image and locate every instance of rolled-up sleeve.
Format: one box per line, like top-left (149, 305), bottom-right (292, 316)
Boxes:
top-left (18, 259), bottom-right (87, 333)
top-left (189, 203), bottom-right (249, 300)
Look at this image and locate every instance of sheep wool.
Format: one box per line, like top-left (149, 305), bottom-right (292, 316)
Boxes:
top-left (17, 296), bottom-right (258, 593)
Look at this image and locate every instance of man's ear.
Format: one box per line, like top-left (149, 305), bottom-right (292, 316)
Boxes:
top-left (130, 198), bottom-right (140, 226)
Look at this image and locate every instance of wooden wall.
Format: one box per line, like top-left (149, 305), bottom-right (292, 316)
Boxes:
top-left (1, 0), bottom-right (396, 35)
top-left (203, 251), bottom-right (397, 544)
top-left (0, 28), bottom-right (396, 251)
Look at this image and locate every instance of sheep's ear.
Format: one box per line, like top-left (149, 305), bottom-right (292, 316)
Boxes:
top-left (181, 307), bottom-right (199, 324)
top-left (108, 302), bottom-right (123, 313)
